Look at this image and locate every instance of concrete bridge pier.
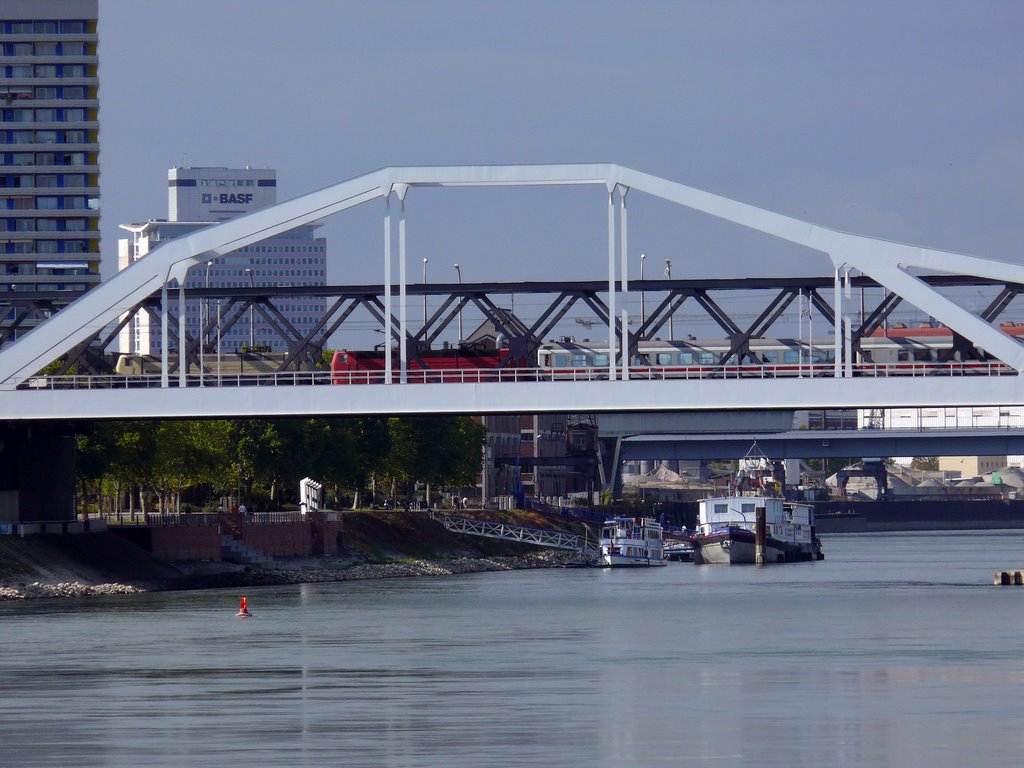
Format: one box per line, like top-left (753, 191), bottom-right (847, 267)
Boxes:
top-left (0, 422), bottom-right (76, 524)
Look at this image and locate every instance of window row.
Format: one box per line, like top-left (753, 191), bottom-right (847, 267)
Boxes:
top-left (1, 41), bottom-right (91, 56)
top-left (240, 245), bottom-right (325, 254)
top-left (2, 216), bottom-right (91, 232)
top-left (5, 64), bottom-right (92, 78)
top-left (2, 195), bottom-right (93, 210)
top-left (1, 85), bottom-right (90, 101)
top-left (5, 282), bottom-right (91, 294)
top-left (1, 238), bottom-right (91, 252)
top-left (0, 173), bottom-right (90, 188)
top-left (1, 129), bottom-right (92, 144)
top-left (0, 21), bottom-right (91, 34)
top-left (4, 216), bottom-right (94, 232)
top-left (4, 262), bottom-right (90, 276)
top-left (0, 151), bottom-right (93, 166)
top-left (2, 107), bottom-right (92, 122)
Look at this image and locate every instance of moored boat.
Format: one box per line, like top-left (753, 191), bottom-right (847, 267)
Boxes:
top-left (598, 516), bottom-right (667, 567)
top-left (693, 447), bottom-right (823, 565)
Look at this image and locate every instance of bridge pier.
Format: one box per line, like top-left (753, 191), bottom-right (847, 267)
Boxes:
top-left (0, 422), bottom-right (76, 524)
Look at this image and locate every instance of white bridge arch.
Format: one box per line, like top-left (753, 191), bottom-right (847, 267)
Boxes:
top-left (0, 163), bottom-right (1022, 419)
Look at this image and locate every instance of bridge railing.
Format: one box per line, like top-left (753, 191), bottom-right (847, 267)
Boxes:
top-left (13, 360), bottom-right (1017, 390)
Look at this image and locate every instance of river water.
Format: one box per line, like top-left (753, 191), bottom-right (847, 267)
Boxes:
top-left (2, 530), bottom-right (1024, 767)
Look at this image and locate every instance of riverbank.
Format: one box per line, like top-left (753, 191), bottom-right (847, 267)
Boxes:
top-left (0, 509), bottom-right (583, 601)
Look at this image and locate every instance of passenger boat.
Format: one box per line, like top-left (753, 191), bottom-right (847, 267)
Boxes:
top-left (598, 516), bottom-right (667, 567)
top-left (693, 448), bottom-right (823, 565)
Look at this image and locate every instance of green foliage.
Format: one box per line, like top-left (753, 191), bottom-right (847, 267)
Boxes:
top-left (911, 456), bottom-right (939, 471)
top-left (76, 414), bottom-right (480, 510)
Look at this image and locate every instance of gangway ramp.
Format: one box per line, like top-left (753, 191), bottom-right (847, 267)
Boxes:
top-left (439, 515), bottom-right (599, 558)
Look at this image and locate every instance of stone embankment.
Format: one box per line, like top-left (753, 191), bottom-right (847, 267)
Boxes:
top-left (236, 551), bottom-right (579, 587)
top-left (0, 551), bottom-right (582, 601)
top-left (0, 581), bottom-right (145, 601)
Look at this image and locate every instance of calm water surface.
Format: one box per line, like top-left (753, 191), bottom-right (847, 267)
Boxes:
top-left (2, 530), bottom-right (1024, 767)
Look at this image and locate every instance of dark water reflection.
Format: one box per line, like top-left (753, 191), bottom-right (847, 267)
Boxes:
top-left (2, 530), bottom-right (1024, 767)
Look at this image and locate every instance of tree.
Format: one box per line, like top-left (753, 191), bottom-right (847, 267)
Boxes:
top-left (911, 456), bottom-right (939, 471)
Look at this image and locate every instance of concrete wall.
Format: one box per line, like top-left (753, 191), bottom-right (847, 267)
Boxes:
top-left (151, 526), bottom-right (221, 561)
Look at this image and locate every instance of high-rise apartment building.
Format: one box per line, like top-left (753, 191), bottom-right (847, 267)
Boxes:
top-left (0, 0), bottom-right (100, 342)
top-left (119, 167), bottom-right (327, 355)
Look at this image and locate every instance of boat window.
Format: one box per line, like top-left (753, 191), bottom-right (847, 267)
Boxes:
top-left (570, 353), bottom-right (589, 367)
top-left (783, 350), bottom-right (800, 364)
top-left (678, 351), bottom-right (694, 364)
top-left (553, 353), bottom-right (569, 367)
top-left (656, 352), bottom-right (672, 365)
top-left (714, 504), bottom-right (728, 515)
top-left (742, 503), bottom-right (755, 516)
top-left (699, 352), bottom-right (715, 365)
top-left (761, 350), bottom-right (778, 363)
top-left (593, 353), bottom-right (609, 366)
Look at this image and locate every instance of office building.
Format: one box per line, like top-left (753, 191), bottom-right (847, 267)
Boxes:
top-left (0, 0), bottom-right (101, 342)
top-left (118, 167), bottom-right (326, 355)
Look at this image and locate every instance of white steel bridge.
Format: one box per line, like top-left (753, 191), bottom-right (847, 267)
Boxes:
top-left (1, 163), bottom-right (1024, 421)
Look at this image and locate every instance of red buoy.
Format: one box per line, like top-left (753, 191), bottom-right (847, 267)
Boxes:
top-left (236, 596), bottom-right (252, 618)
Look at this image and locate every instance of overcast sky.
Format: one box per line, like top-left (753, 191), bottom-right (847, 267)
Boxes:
top-left (97, 1), bottom-right (1024, 334)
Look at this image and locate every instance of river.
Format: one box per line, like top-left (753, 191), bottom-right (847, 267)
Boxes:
top-left (2, 530), bottom-right (1023, 767)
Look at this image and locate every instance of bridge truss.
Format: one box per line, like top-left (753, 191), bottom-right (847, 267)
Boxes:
top-left (1, 164), bottom-right (1023, 418)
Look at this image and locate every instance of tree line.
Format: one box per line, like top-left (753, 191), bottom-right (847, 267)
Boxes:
top-left (75, 415), bottom-right (486, 515)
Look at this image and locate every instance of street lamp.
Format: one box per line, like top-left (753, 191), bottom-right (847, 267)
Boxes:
top-left (244, 267), bottom-right (254, 350)
top-left (664, 259), bottom-right (674, 341)
top-left (422, 257), bottom-right (429, 328)
top-left (453, 262), bottom-right (463, 343)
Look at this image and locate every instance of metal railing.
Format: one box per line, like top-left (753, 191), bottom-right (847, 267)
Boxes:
top-left (14, 360), bottom-right (1017, 390)
top-left (440, 514), bottom-right (598, 555)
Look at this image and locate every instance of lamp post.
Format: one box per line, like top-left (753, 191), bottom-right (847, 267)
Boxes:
top-left (422, 257), bottom-right (428, 328)
top-left (244, 267), bottom-right (254, 350)
top-left (664, 259), bottom-right (674, 341)
top-left (453, 262), bottom-right (462, 343)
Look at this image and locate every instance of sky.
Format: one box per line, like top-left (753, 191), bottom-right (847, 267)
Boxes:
top-left (96, 0), bottom-right (1024, 339)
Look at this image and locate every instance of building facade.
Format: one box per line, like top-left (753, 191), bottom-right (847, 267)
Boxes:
top-left (0, 0), bottom-right (100, 342)
top-left (118, 167), bottom-right (327, 355)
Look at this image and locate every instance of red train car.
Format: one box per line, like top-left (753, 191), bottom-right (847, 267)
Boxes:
top-left (330, 347), bottom-right (524, 384)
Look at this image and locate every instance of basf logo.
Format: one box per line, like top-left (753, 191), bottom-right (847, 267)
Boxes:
top-left (202, 193), bottom-right (253, 205)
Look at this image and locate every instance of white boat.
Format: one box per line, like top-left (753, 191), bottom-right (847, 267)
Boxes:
top-left (692, 447), bottom-right (823, 565)
top-left (598, 517), bottom-right (667, 567)
top-left (663, 536), bottom-right (695, 562)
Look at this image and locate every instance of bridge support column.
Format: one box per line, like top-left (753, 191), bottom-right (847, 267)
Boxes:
top-left (0, 422), bottom-right (75, 524)
top-left (597, 436), bottom-right (623, 497)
